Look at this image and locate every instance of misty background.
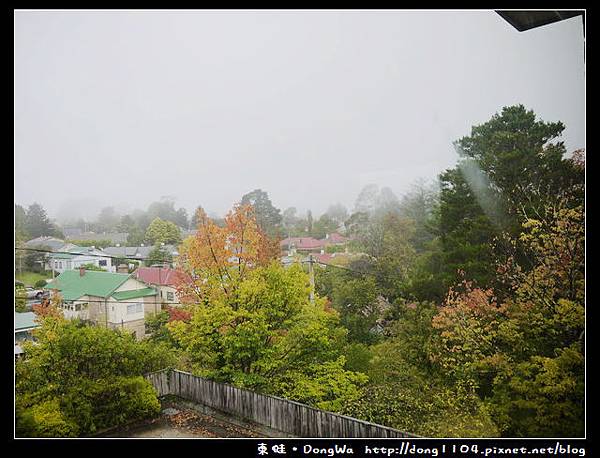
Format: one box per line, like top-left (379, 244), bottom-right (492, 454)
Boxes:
top-left (14, 10), bottom-right (585, 223)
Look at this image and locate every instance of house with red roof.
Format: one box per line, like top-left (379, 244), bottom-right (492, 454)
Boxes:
top-left (279, 237), bottom-right (325, 253)
top-left (280, 232), bottom-right (351, 255)
top-left (323, 232), bottom-right (350, 245)
top-left (134, 266), bottom-right (187, 305)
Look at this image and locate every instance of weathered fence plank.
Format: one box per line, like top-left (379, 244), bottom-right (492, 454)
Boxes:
top-left (145, 369), bottom-right (417, 438)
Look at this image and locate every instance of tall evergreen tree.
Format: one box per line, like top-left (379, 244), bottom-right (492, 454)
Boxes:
top-left (437, 105), bottom-right (584, 292)
top-left (25, 203), bottom-right (56, 239)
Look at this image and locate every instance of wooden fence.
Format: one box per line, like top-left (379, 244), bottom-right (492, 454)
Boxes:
top-left (145, 369), bottom-right (417, 438)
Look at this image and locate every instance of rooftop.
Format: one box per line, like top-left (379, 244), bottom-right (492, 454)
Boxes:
top-left (15, 312), bottom-right (39, 332)
top-left (134, 267), bottom-right (187, 287)
top-left (24, 236), bottom-right (66, 251)
top-left (111, 287), bottom-right (157, 301)
top-left (48, 270), bottom-right (132, 301)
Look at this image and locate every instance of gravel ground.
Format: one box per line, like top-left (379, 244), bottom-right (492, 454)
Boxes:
top-left (100, 397), bottom-right (280, 438)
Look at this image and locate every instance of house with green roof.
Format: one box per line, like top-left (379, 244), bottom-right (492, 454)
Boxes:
top-left (15, 311), bottom-right (40, 358)
top-left (47, 268), bottom-right (160, 340)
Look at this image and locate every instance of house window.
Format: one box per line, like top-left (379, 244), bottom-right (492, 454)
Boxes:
top-left (166, 291), bottom-right (174, 302)
top-left (98, 260), bottom-right (107, 267)
top-left (126, 303), bottom-right (143, 314)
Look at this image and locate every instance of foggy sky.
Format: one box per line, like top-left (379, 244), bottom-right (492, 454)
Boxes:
top-left (14, 10), bottom-right (585, 222)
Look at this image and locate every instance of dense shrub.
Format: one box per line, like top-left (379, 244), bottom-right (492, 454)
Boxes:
top-left (16, 399), bottom-right (79, 438)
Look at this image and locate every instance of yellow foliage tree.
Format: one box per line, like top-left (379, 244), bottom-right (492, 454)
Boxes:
top-left (176, 204), bottom-right (279, 305)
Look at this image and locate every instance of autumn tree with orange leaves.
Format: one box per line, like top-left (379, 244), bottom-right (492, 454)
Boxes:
top-left (175, 204), bottom-right (280, 306)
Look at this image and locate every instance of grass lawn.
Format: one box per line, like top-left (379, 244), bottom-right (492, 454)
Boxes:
top-left (15, 270), bottom-right (53, 287)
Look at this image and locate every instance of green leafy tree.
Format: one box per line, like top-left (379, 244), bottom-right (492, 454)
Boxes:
top-left (146, 244), bottom-right (173, 267)
top-left (430, 203), bottom-right (584, 437)
top-left (398, 180), bottom-right (439, 252)
top-left (316, 267), bottom-right (382, 344)
top-left (455, 105), bottom-right (583, 220)
top-left (15, 317), bottom-right (176, 437)
top-left (146, 197), bottom-right (188, 228)
top-left (24, 244), bottom-right (51, 273)
top-left (271, 356), bottom-right (368, 412)
top-left (174, 208), bottom-right (189, 229)
top-left (168, 263), bottom-right (365, 409)
top-left (16, 204), bottom-right (29, 242)
top-left (343, 374), bottom-right (499, 438)
top-left (438, 167), bottom-right (499, 291)
top-left (437, 105), bottom-right (584, 293)
top-left (69, 239), bottom-right (113, 248)
top-left (341, 300), bottom-right (499, 437)
top-left (325, 203), bottom-right (348, 226)
top-left (94, 206), bottom-right (120, 233)
top-left (240, 189), bottom-right (283, 237)
top-left (116, 214), bottom-right (136, 233)
top-left (282, 207), bottom-right (302, 236)
top-left (15, 285), bottom-right (27, 312)
top-left (79, 263), bottom-right (106, 272)
top-left (354, 184), bottom-right (380, 214)
top-left (344, 211), bottom-right (369, 239)
top-left (144, 217), bottom-right (182, 245)
top-left (126, 226), bottom-right (146, 246)
top-left (356, 213), bottom-right (416, 302)
top-left (312, 214), bottom-right (339, 240)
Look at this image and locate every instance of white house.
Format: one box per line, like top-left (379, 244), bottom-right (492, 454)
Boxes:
top-left (46, 246), bottom-right (115, 273)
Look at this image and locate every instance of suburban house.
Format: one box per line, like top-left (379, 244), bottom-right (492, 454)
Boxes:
top-left (280, 232), bottom-right (351, 255)
top-left (103, 244), bottom-right (179, 266)
top-left (46, 246), bottom-right (115, 273)
top-left (323, 232), bottom-right (350, 246)
top-left (15, 311), bottom-right (40, 358)
top-left (103, 245), bottom-right (150, 261)
top-left (133, 266), bottom-right (187, 305)
top-left (280, 237), bottom-right (325, 254)
top-left (46, 268), bottom-right (160, 340)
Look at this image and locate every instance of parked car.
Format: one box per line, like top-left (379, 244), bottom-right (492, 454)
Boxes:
top-left (25, 287), bottom-right (45, 300)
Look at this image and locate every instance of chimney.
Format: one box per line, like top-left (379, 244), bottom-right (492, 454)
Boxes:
top-left (79, 266), bottom-right (86, 276)
top-left (117, 264), bottom-right (129, 274)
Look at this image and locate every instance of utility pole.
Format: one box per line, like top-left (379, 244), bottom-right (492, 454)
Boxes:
top-left (308, 253), bottom-right (315, 304)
